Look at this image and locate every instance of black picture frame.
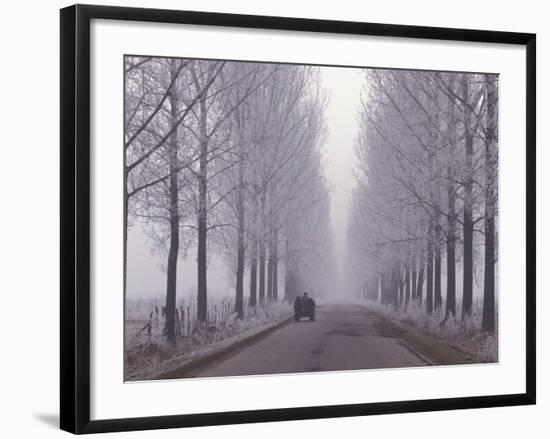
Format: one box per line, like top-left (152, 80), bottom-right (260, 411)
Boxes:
top-left (60, 4), bottom-right (536, 434)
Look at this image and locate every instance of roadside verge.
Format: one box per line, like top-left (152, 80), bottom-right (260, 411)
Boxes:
top-left (361, 306), bottom-right (479, 366)
top-left (132, 314), bottom-right (294, 381)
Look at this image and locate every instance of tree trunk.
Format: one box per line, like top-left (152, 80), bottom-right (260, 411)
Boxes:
top-left (258, 238), bottom-right (266, 305)
top-left (164, 60), bottom-right (180, 342)
top-left (411, 257), bottom-right (417, 301)
top-left (267, 255), bottom-right (273, 302)
top-left (249, 202), bottom-right (258, 307)
top-left (398, 266), bottom-right (404, 306)
top-left (249, 247), bottom-right (257, 307)
top-left (426, 234), bottom-right (434, 314)
top-left (372, 277), bottom-right (379, 300)
top-left (272, 227), bottom-right (278, 302)
top-left (445, 81), bottom-right (458, 319)
top-left (258, 190), bottom-right (267, 305)
top-left (235, 241), bottom-right (245, 319)
top-left (123, 192), bottom-right (128, 297)
top-left (482, 74), bottom-right (497, 332)
top-left (283, 239), bottom-right (290, 302)
top-left (234, 123), bottom-right (245, 320)
top-left (462, 75), bottom-right (474, 320)
top-left (196, 85), bottom-right (208, 323)
top-left (405, 263), bottom-right (411, 307)
top-left (446, 176), bottom-right (457, 318)
top-left (393, 264), bottom-right (400, 308)
top-left (434, 222), bottom-right (442, 311)
top-left (416, 267), bottom-right (424, 305)
top-left (284, 269), bottom-right (291, 302)
top-left (267, 228), bottom-right (274, 302)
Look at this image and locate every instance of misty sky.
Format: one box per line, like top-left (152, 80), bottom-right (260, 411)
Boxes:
top-left (126, 65), bottom-right (364, 299)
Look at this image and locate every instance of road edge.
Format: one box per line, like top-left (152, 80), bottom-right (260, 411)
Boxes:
top-left (149, 315), bottom-right (294, 380)
top-left (360, 305), bottom-right (478, 366)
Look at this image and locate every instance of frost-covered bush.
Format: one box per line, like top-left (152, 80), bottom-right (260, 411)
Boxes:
top-left (124, 297), bottom-right (293, 380)
top-left (363, 299), bottom-right (498, 363)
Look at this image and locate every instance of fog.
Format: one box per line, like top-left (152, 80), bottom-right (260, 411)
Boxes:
top-left (124, 59), bottom-right (498, 377)
top-left (126, 61), bottom-right (494, 315)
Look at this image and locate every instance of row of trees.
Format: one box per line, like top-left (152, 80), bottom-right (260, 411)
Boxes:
top-left (124, 57), bottom-right (332, 341)
top-left (348, 69), bottom-right (498, 332)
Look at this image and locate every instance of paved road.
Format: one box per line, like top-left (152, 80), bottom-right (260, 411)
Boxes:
top-left (194, 302), bottom-right (429, 378)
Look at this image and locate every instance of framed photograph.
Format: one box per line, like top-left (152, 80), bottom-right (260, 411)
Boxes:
top-left (60, 4), bottom-right (536, 434)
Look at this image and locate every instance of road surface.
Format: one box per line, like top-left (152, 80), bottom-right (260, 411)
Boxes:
top-left (192, 302), bottom-right (434, 378)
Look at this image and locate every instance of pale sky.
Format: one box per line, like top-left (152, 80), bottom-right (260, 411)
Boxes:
top-left (320, 66), bottom-right (364, 276)
top-left (126, 65), bottom-right (365, 299)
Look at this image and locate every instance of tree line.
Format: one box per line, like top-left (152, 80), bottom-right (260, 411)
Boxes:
top-left (348, 69), bottom-right (498, 332)
top-left (124, 57), bottom-right (332, 342)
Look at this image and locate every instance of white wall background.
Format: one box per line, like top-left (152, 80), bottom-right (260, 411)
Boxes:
top-left (0, 0), bottom-right (546, 437)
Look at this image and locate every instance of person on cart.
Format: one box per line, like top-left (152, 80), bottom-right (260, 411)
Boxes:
top-left (294, 291), bottom-right (316, 321)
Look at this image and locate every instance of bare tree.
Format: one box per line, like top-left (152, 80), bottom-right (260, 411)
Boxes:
top-left (349, 68), bottom-right (497, 333)
top-left (482, 74), bottom-right (498, 332)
